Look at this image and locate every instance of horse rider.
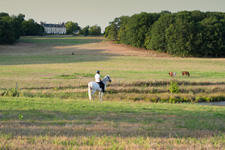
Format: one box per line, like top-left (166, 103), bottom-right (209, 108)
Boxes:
top-left (95, 70), bottom-right (105, 92)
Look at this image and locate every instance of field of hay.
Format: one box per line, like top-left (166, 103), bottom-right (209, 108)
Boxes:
top-left (0, 35), bottom-right (225, 149)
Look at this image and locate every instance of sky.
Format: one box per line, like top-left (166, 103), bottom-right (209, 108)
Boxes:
top-left (1, 0), bottom-right (225, 32)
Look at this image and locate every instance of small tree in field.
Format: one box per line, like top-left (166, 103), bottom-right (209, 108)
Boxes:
top-left (89, 25), bottom-right (101, 35)
top-left (169, 81), bottom-right (179, 93)
top-left (80, 26), bottom-right (89, 36)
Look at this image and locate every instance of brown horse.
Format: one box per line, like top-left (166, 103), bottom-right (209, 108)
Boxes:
top-left (169, 72), bottom-right (176, 78)
top-left (182, 71), bottom-right (190, 76)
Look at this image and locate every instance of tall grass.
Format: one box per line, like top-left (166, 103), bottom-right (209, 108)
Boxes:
top-left (1, 79), bottom-right (225, 103)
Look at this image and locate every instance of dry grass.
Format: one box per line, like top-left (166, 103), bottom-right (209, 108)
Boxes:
top-left (1, 135), bottom-right (224, 149)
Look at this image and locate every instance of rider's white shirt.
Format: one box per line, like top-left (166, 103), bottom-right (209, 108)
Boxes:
top-left (95, 74), bottom-right (100, 82)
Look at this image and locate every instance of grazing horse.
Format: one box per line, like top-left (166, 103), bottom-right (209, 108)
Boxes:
top-left (88, 75), bottom-right (111, 101)
top-left (169, 72), bottom-right (176, 78)
top-left (182, 71), bottom-right (190, 76)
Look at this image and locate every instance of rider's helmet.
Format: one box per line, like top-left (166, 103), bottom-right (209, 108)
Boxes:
top-left (96, 70), bottom-right (100, 74)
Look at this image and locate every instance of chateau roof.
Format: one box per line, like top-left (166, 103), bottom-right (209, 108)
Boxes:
top-left (40, 21), bottom-right (66, 27)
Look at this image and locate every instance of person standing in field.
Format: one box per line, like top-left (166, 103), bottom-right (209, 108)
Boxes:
top-left (95, 70), bottom-right (105, 92)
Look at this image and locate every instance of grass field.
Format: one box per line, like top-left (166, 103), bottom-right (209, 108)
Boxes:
top-left (0, 36), bottom-right (225, 102)
top-left (0, 35), bottom-right (225, 149)
top-left (0, 97), bottom-right (225, 149)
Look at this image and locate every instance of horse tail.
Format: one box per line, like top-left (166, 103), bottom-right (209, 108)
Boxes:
top-left (88, 82), bottom-right (92, 100)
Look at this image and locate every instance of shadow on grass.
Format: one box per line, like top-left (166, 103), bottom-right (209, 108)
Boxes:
top-left (0, 49), bottom-right (119, 65)
top-left (18, 36), bottom-right (104, 45)
top-left (0, 36), bottom-right (119, 65)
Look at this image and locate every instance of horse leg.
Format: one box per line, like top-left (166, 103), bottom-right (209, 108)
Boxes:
top-left (88, 85), bottom-right (92, 100)
top-left (99, 92), bottom-right (101, 100)
top-left (91, 90), bottom-right (96, 101)
top-left (99, 92), bottom-right (103, 101)
top-left (101, 92), bottom-right (103, 101)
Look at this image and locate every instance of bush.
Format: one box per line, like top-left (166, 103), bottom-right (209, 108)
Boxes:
top-left (169, 81), bottom-right (179, 93)
top-left (1, 88), bottom-right (20, 97)
top-left (195, 96), bottom-right (206, 102)
top-left (150, 97), bottom-right (158, 102)
top-left (21, 91), bottom-right (34, 98)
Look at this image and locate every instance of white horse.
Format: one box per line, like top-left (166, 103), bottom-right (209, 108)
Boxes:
top-left (88, 75), bottom-right (111, 101)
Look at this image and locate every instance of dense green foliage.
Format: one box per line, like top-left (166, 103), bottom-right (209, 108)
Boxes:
top-left (80, 25), bottom-right (101, 36)
top-left (80, 25), bottom-right (89, 36)
top-left (65, 21), bottom-right (80, 34)
top-left (0, 12), bottom-right (45, 44)
top-left (105, 11), bottom-right (225, 57)
top-left (169, 81), bottom-right (180, 93)
top-left (22, 19), bottom-right (44, 36)
top-left (0, 12), bottom-right (24, 44)
top-left (89, 25), bottom-right (101, 35)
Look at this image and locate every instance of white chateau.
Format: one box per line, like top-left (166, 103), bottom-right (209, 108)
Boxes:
top-left (40, 22), bottom-right (66, 34)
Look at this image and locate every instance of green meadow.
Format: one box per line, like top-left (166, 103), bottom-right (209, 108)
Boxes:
top-left (0, 36), bottom-right (225, 149)
top-left (0, 97), bottom-right (225, 149)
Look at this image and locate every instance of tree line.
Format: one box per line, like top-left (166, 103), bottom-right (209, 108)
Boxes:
top-left (1, 13), bottom-right (24, 44)
top-left (104, 11), bottom-right (225, 57)
top-left (65, 21), bottom-right (101, 36)
top-left (64, 21), bottom-right (101, 36)
top-left (0, 12), bottom-right (102, 44)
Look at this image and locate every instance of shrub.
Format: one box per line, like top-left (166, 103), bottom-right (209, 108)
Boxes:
top-left (159, 98), bottom-right (168, 103)
top-left (169, 81), bottom-right (179, 93)
top-left (2, 88), bottom-right (20, 97)
top-left (1, 90), bottom-right (6, 96)
top-left (21, 91), bottom-right (34, 98)
top-left (217, 96), bottom-right (225, 101)
top-left (195, 96), bottom-right (205, 102)
top-left (10, 88), bottom-right (19, 97)
top-left (169, 96), bottom-right (182, 103)
top-left (206, 97), bottom-right (213, 102)
top-left (149, 97), bottom-right (159, 102)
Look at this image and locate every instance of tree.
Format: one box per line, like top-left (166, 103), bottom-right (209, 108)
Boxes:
top-left (80, 26), bottom-right (89, 36)
top-left (165, 11), bottom-right (205, 57)
top-left (65, 21), bottom-right (80, 34)
top-left (199, 17), bottom-right (225, 57)
top-left (121, 12), bottom-right (160, 48)
top-left (12, 14), bottom-right (25, 39)
top-left (22, 19), bottom-right (44, 36)
top-left (117, 16), bottom-right (129, 43)
top-left (104, 16), bottom-right (129, 41)
top-left (166, 18), bottom-right (197, 56)
top-left (104, 21), bottom-right (118, 40)
top-left (0, 12), bottom-right (24, 44)
top-left (105, 17), bottom-right (122, 41)
top-left (146, 13), bottom-right (175, 51)
top-left (89, 25), bottom-right (101, 35)
top-left (105, 10), bottom-right (225, 57)
top-left (0, 16), bottom-right (15, 44)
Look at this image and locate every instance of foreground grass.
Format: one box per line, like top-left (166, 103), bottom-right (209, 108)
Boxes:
top-left (0, 97), bottom-right (225, 149)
